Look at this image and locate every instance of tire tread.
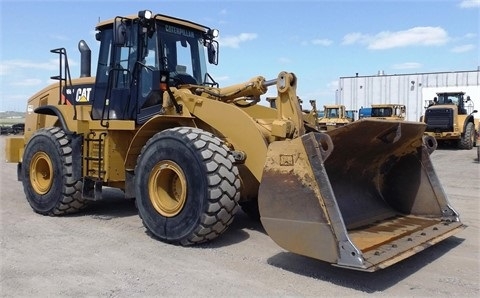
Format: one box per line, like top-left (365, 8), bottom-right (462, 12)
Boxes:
top-left (25, 127), bottom-right (88, 215)
top-left (136, 127), bottom-right (240, 245)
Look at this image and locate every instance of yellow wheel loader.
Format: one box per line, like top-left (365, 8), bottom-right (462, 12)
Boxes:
top-left (317, 104), bottom-right (354, 132)
top-left (371, 104), bottom-right (406, 120)
top-left (4, 10), bottom-right (465, 272)
top-left (422, 92), bottom-right (478, 149)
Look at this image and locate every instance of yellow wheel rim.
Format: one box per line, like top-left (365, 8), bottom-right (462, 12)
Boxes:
top-left (30, 152), bottom-right (53, 195)
top-left (148, 160), bottom-right (187, 217)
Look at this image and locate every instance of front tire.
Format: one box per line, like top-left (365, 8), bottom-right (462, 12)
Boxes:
top-left (135, 127), bottom-right (241, 245)
top-left (21, 127), bottom-right (87, 215)
top-left (459, 122), bottom-right (474, 150)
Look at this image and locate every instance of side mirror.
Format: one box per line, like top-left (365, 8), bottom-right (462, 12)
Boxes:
top-left (207, 41), bottom-right (219, 65)
top-left (113, 18), bottom-right (127, 46)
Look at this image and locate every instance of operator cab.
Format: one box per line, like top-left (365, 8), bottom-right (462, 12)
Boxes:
top-left (327, 108), bottom-right (339, 118)
top-left (371, 105), bottom-right (406, 119)
top-left (91, 10), bottom-right (219, 124)
top-left (371, 107), bottom-right (392, 117)
top-left (436, 92), bottom-right (469, 115)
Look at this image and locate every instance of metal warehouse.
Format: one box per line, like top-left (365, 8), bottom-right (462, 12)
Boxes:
top-left (337, 69), bottom-right (480, 121)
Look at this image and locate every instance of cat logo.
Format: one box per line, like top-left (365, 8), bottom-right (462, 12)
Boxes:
top-left (76, 87), bottom-right (92, 102)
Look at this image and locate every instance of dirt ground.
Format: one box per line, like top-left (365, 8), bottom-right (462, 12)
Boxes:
top-left (1, 135), bottom-right (479, 297)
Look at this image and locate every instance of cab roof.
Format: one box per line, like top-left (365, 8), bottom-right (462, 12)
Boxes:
top-left (436, 91), bottom-right (465, 95)
top-left (324, 104), bottom-right (345, 109)
top-left (95, 13), bottom-right (210, 33)
top-left (371, 104), bottom-right (405, 108)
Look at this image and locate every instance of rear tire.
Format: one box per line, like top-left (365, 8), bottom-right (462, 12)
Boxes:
top-left (21, 127), bottom-right (87, 215)
top-left (135, 127), bottom-right (240, 245)
top-left (459, 122), bottom-right (474, 150)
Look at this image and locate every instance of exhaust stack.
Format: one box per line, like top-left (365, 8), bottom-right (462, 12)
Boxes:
top-left (78, 40), bottom-right (91, 77)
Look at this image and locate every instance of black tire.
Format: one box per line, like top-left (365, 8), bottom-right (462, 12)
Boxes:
top-left (459, 122), bottom-right (474, 150)
top-left (21, 127), bottom-right (88, 215)
top-left (134, 127), bottom-right (240, 245)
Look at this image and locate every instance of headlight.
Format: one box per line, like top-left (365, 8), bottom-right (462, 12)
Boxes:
top-left (139, 10), bottom-right (153, 19)
top-left (207, 28), bottom-right (219, 38)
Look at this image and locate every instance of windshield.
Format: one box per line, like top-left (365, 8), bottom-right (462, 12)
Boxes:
top-left (157, 23), bottom-right (208, 85)
top-left (346, 110), bottom-right (355, 119)
top-left (437, 93), bottom-right (461, 105)
top-left (371, 107), bottom-right (393, 117)
top-left (325, 108), bottom-right (339, 118)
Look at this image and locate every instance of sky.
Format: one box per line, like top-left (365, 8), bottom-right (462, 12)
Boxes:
top-left (0, 0), bottom-right (479, 111)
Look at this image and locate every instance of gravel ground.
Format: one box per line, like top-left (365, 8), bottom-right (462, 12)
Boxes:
top-left (1, 135), bottom-right (479, 297)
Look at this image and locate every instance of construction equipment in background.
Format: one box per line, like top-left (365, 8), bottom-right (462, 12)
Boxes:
top-left (422, 92), bottom-right (478, 150)
top-left (346, 109), bottom-right (357, 121)
top-left (302, 99), bottom-right (320, 130)
top-left (4, 10), bottom-right (465, 272)
top-left (370, 104), bottom-right (406, 120)
top-left (1, 123), bottom-right (25, 135)
top-left (317, 104), bottom-right (355, 131)
top-left (358, 107), bottom-right (372, 119)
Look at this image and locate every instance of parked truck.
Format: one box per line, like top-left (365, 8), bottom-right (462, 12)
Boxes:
top-left (358, 107), bottom-right (372, 119)
top-left (4, 10), bottom-right (464, 272)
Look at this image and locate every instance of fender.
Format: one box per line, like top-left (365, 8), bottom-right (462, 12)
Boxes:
top-left (34, 105), bottom-right (73, 134)
top-left (124, 115), bottom-right (196, 171)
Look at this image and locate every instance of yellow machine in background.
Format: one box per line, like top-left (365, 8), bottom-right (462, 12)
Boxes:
top-left (4, 10), bottom-right (464, 272)
top-left (422, 92), bottom-right (478, 149)
top-left (370, 104), bottom-right (406, 120)
top-left (317, 104), bottom-right (355, 132)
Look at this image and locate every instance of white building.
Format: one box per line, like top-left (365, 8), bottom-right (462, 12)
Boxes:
top-left (337, 69), bottom-right (480, 121)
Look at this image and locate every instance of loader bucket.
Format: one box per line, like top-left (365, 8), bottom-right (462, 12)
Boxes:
top-left (258, 119), bottom-right (465, 272)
